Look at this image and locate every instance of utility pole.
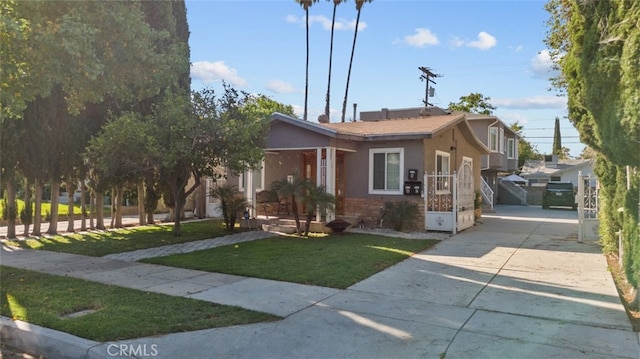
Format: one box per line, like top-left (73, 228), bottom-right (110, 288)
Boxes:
top-left (419, 66), bottom-right (441, 107)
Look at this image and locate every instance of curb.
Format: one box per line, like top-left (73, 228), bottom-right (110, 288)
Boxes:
top-left (0, 316), bottom-right (134, 359)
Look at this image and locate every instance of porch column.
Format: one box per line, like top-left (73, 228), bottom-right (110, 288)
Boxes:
top-left (316, 148), bottom-right (323, 222)
top-left (325, 147), bottom-right (336, 222)
top-left (246, 170), bottom-right (255, 218)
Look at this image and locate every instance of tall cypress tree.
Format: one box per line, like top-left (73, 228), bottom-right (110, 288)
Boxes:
top-left (552, 117), bottom-right (562, 156)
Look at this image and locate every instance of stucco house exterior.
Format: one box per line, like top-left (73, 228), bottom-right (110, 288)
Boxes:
top-left (219, 110), bottom-right (490, 232)
top-left (356, 108), bottom-right (519, 209)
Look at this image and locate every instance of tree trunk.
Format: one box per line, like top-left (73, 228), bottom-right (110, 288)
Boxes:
top-left (173, 202), bottom-right (182, 236)
top-left (23, 178), bottom-right (33, 237)
top-left (115, 186), bottom-right (123, 228)
top-left (341, 6), bottom-right (362, 122)
top-left (138, 179), bottom-right (146, 226)
top-left (5, 178), bottom-right (17, 239)
top-left (89, 190), bottom-right (95, 230)
top-left (195, 182), bottom-right (206, 219)
top-left (80, 181), bottom-right (87, 231)
top-left (96, 192), bottom-right (105, 230)
top-left (47, 178), bottom-right (60, 235)
top-left (324, 2), bottom-right (338, 119)
top-left (110, 188), bottom-right (115, 228)
top-left (145, 174), bottom-right (158, 225)
top-left (304, 7), bottom-right (309, 121)
top-left (32, 178), bottom-right (43, 236)
top-left (66, 180), bottom-right (75, 233)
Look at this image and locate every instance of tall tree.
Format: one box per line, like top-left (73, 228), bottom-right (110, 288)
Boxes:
top-left (447, 93), bottom-right (497, 115)
top-left (324, 0), bottom-right (347, 121)
top-left (552, 117), bottom-right (562, 156)
top-left (296, 0), bottom-right (318, 121)
top-left (547, 0), bottom-right (639, 166)
top-left (341, 0), bottom-right (372, 122)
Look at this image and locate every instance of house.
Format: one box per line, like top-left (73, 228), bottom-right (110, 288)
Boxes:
top-left (357, 107), bottom-right (520, 209)
top-left (520, 156), bottom-right (595, 186)
top-left (222, 110), bottom-right (490, 233)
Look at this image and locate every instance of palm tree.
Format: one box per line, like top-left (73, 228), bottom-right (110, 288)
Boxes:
top-left (341, 0), bottom-right (372, 122)
top-left (325, 0), bottom-right (347, 120)
top-left (271, 170), bottom-right (306, 234)
top-left (210, 183), bottom-right (248, 231)
top-left (296, 0), bottom-right (318, 121)
top-left (301, 183), bottom-right (336, 236)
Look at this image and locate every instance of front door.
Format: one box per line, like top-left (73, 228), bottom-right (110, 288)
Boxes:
top-left (302, 150), bottom-right (345, 216)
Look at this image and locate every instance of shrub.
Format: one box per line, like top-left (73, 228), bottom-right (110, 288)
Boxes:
top-left (382, 200), bottom-right (419, 231)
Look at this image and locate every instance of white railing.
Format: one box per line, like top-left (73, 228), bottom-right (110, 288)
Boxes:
top-left (480, 177), bottom-right (494, 210)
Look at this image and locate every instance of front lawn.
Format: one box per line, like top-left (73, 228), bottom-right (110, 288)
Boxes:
top-left (0, 266), bottom-right (279, 342)
top-left (3, 220), bottom-right (242, 257)
top-left (144, 234), bottom-right (438, 289)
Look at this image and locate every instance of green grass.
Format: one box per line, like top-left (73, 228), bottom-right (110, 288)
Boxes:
top-left (1, 198), bottom-right (83, 217)
top-left (0, 266), bottom-right (279, 342)
top-left (3, 219), bottom-right (244, 257)
top-left (144, 234), bottom-right (438, 289)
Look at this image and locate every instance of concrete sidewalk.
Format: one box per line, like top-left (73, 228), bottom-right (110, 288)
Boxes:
top-left (2, 205), bottom-right (639, 358)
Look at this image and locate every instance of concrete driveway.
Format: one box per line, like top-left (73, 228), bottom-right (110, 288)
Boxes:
top-left (2, 205), bottom-right (639, 358)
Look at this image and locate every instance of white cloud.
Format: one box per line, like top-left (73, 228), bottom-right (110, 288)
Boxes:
top-left (402, 28), bottom-right (439, 47)
top-left (266, 80), bottom-right (296, 94)
top-left (512, 45), bottom-right (524, 53)
top-left (191, 61), bottom-right (247, 87)
top-left (467, 31), bottom-right (497, 50)
top-left (530, 49), bottom-right (561, 78)
top-left (450, 32), bottom-right (497, 50)
top-left (286, 14), bottom-right (366, 31)
top-left (449, 36), bottom-right (465, 48)
top-left (491, 95), bottom-right (567, 110)
top-left (499, 112), bottom-right (530, 125)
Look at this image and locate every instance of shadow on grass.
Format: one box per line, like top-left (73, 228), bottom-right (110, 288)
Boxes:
top-left (2, 220), bottom-right (245, 257)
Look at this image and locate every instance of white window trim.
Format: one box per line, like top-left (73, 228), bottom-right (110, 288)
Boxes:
top-left (368, 147), bottom-right (404, 195)
top-left (507, 138), bottom-right (516, 159)
top-left (435, 150), bottom-right (451, 194)
top-left (489, 127), bottom-right (498, 152)
top-left (239, 161), bottom-right (265, 192)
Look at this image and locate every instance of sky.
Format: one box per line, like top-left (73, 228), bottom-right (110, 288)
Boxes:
top-left (186, 0), bottom-right (584, 157)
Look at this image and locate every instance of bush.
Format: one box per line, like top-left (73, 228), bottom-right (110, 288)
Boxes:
top-left (382, 200), bottom-right (419, 231)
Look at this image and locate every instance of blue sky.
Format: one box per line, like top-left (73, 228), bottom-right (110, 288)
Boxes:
top-left (186, 0), bottom-right (583, 157)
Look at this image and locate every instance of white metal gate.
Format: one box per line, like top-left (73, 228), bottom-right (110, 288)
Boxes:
top-left (457, 158), bottom-right (475, 232)
top-left (424, 159), bottom-right (474, 234)
top-left (578, 171), bottom-right (599, 242)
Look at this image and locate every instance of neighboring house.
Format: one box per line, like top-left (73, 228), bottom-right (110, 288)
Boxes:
top-left (454, 112), bottom-right (520, 207)
top-left (223, 110), bottom-right (490, 232)
top-left (358, 107), bottom-right (520, 208)
top-left (520, 156), bottom-right (595, 186)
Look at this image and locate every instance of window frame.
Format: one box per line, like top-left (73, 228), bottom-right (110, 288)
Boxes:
top-left (368, 147), bottom-right (404, 195)
top-left (435, 150), bottom-right (451, 194)
top-left (507, 138), bottom-right (517, 159)
top-left (489, 127), bottom-right (498, 152)
top-left (238, 161), bottom-right (265, 192)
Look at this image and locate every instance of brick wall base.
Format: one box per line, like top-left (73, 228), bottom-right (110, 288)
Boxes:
top-left (343, 197), bottom-right (425, 231)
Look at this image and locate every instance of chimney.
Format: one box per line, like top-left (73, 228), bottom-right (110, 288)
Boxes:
top-left (381, 108), bottom-right (389, 120)
top-left (352, 103), bottom-right (357, 122)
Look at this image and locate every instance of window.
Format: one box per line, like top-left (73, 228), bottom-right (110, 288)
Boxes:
top-left (369, 148), bottom-right (403, 194)
top-left (499, 128), bottom-right (505, 153)
top-left (489, 127), bottom-right (498, 152)
top-left (436, 150), bottom-right (450, 193)
top-left (507, 138), bottom-right (517, 159)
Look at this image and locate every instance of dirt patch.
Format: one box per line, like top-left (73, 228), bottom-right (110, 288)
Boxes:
top-left (606, 253), bottom-right (640, 331)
